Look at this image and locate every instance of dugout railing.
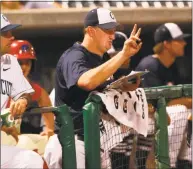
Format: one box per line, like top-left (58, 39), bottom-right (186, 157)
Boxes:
top-left (21, 105), bottom-right (77, 169)
top-left (83, 84), bottom-right (192, 169)
top-left (18, 84), bottom-right (191, 169)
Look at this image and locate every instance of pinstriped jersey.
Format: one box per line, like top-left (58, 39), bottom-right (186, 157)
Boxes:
top-left (1, 54), bottom-right (34, 111)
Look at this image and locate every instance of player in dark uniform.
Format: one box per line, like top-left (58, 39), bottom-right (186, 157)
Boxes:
top-left (44, 7), bottom-right (142, 169)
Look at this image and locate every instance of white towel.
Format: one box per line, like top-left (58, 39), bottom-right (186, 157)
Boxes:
top-left (94, 88), bottom-right (148, 137)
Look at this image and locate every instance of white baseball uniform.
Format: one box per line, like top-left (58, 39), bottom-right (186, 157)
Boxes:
top-left (1, 54), bottom-right (45, 168)
top-left (44, 134), bottom-right (85, 168)
top-left (1, 54), bottom-right (34, 111)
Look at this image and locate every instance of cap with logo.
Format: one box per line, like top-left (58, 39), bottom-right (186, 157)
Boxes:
top-left (1, 14), bottom-right (21, 32)
top-left (84, 8), bottom-right (119, 30)
top-left (108, 31), bottom-right (127, 54)
top-left (154, 23), bottom-right (191, 45)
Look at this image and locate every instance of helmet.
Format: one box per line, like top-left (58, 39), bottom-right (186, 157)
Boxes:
top-left (107, 31), bottom-right (128, 55)
top-left (9, 40), bottom-right (36, 60)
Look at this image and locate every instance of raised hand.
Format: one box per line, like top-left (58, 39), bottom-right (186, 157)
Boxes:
top-left (122, 24), bottom-right (142, 57)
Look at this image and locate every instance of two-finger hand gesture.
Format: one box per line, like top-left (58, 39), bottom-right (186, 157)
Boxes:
top-left (122, 24), bottom-right (142, 58)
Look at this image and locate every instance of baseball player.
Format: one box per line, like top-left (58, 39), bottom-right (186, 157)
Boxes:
top-left (44, 7), bottom-right (142, 169)
top-left (45, 32), bottom-right (137, 168)
top-left (1, 13), bottom-right (47, 168)
top-left (135, 23), bottom-right (191, 169)
top-left (9, 40), bottom-right (54, 137)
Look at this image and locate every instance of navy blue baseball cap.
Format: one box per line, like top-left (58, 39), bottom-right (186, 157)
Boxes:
top-left (84, 8), bottom-right (119, 30)
top-left (1, 14), bottom-right (21, 32)
top-left (154, 23), bottom-right (191, 44)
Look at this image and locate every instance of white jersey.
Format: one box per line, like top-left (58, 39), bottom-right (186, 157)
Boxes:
top-left (1, 54), bottom-right (34, 111)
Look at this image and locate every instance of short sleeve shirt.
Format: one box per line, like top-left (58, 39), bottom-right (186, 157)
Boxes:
top-left (55, 43), bottom-right (132, 134)
top-left (135, 55), bottom-right (179, 87)
top-left (55, 43), bottom-right (106, 134)
top-left (55, 43), bottom-right (106, 110)
top-left (1, 54), bottom-right (34, 111)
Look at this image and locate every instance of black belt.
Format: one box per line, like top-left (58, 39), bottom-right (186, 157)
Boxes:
top-left (77, 135), bottom-right (84, 141)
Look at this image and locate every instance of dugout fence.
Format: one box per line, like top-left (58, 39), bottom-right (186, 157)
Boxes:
top-left (20, 84), bottom-right (191, 169)
top-left (21, 105), bottom-right (77, 169)
top-left (83, 84), bottom-right (192, 169)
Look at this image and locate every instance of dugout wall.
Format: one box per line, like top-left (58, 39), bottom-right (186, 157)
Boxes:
top-left (2, 8), bottom-right (192, 92)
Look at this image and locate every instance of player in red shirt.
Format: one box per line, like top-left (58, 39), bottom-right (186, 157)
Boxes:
top-left (9, 40), bottom-right (54, 137)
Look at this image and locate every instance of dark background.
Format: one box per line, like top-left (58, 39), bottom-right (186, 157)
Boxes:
top-left (13, 23), bottom-right (192, 93)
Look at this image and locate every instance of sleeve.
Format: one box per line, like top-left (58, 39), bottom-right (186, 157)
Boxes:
top-left (30, 82), bottom-right (42, 101)
top-left (62, 51), bottom-right (90, 89)
top-left (10, 57), bottom-right (34, 101)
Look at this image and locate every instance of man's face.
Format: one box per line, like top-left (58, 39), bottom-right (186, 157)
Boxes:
top-left (168, 39), bottom-right (187, 57)
top-left (94, 27), bottom-right (116, 54)
top-left (18, 59), bottom-right (32, 78)
top-left (0, 31), bottom-right (14, 54)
